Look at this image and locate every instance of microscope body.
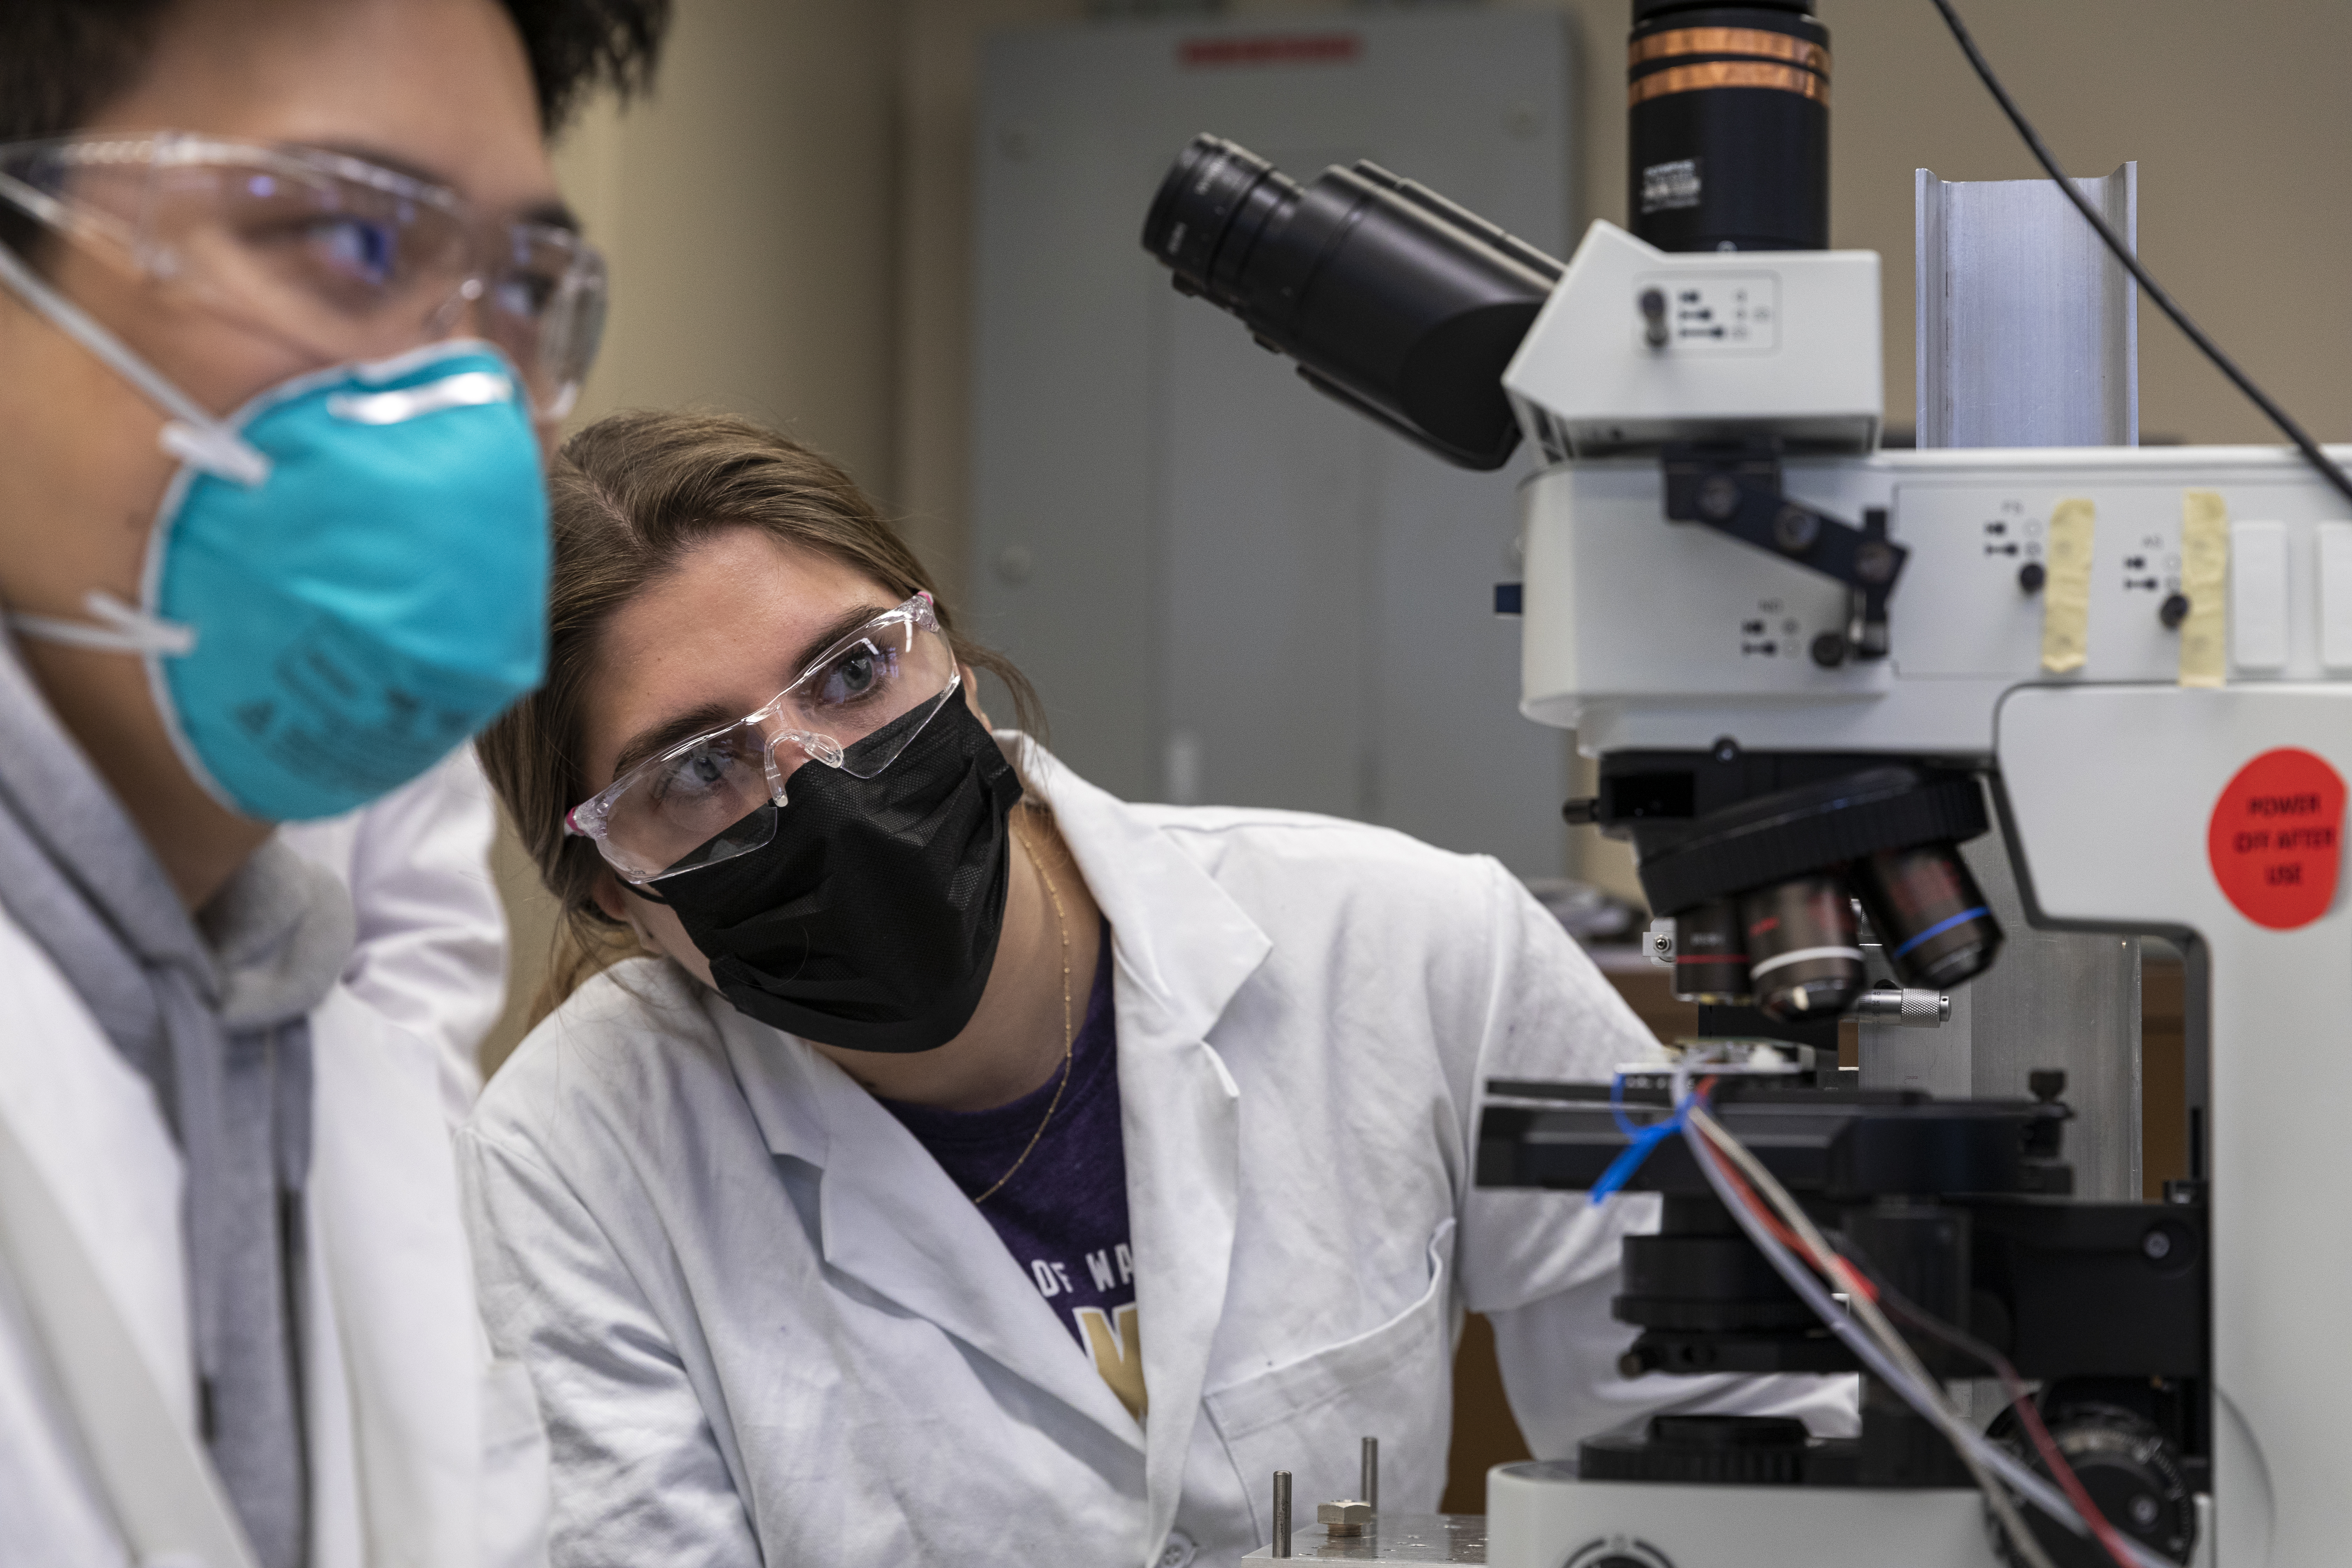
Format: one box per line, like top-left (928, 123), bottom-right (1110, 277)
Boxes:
top-left (1485, 220), bottom-right (2352, 1568)
top-left (1144, 124), bottom-right (2345, 1560)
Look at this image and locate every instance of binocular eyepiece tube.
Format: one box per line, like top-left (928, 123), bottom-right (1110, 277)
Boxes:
top-left (1141, 134), bottom-right (1562, 471)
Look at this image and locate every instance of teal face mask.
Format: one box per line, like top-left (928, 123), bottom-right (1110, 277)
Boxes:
top-left (0, 245), bottom-right (548, 821)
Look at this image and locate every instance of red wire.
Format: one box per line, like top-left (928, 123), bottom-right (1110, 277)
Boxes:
top-left (1995, 1370), bottom-right (2141, 1567)
top-left (1693, 1125), bottom-right (1877, 1302)
top-left (1691, 1127), bottom-right (2137, 1568)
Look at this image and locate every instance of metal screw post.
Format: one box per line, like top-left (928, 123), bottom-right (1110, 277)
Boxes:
top-left (1271, 1471), bottom-right (1291, 1557)
top-left (1360, 1436), bottom-right (1379, 1514)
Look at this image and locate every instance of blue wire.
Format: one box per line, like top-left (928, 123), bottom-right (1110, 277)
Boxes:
top-left (1591, 1076), bottom-right (1709, 1205)
top-left (1609, 1068), bottom-right (1643, 1138)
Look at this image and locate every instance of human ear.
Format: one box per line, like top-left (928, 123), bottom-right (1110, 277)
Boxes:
top-left (960, 664), bottom-right (996, 730)
top-left (592, 867), bottom-right (667, 954)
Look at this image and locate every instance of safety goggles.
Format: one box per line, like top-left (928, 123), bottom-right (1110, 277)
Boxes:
top-left (566, 593), bottom-right (962, 884)
top-left (0, 132), bottom-right (608, 420)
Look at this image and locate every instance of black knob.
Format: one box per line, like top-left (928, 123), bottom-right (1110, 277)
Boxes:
top-left (1772, 504), bottom-right (1820, 554)
top-left (1562, 796), bottom-right (1602, 826)
top-left (1697, 474), bottom-right (1741, 522)
top-left (1640, 287), bottom-right (1668, 348)
top-left (2018, 561), bottom-right (2046, 593)
top-left (1990, 1404), bottom-right (2196, 1567)
top-left (2028, 1069), bottom-right (2067, 1103)
top-left (2159, 592), bottom-right (2191, 630)
top-left (1810, 632), bottom-right (1847, 668)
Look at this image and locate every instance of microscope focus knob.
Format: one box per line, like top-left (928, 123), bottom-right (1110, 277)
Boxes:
top-left (1990, 1404), bottom-right (2196, 1567)
top-left (2159, 591), bottom-right (2192, 629)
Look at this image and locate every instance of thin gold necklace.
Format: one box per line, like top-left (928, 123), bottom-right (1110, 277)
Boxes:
top-left (970, 825), bottom-right (1074, 1205)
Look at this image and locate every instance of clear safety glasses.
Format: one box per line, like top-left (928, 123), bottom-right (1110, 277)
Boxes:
top-left (0, 132), bottom-right (609, 419)
top-left (566, 593), bottom-right (963, 884)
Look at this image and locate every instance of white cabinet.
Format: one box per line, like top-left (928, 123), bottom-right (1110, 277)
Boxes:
top-left (972, 8), bottom-right (1577, 875)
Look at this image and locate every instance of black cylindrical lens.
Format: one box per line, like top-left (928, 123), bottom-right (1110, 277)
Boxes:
top-left (1628, 2), bottom-right (1829, 252)
top-left (1142, 135), bottom-right (1302, 307)
top-left (1670, 896), bottom-right (1751, 1004)
top-left (1740, 874), bottom-right (1864, 1020)
top-left (1852, 845), bottom-right (2004, 989)
top-left (1143, 134), bottom-right (1563, 470)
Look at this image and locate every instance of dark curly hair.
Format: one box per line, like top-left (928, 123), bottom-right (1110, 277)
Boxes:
top-left (0, 0), bottom-right (670, 142)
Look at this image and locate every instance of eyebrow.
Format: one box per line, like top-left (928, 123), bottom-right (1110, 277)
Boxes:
top-left (607, 700), bottom-right (740, 783)
top-left (789, 602), bottom-right (895, 680)
top-left (307, 140), bottom-right (579, 230)
top-left (603, 602), bottom-right (899, 783)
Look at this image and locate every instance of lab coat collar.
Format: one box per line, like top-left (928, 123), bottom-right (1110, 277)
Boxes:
top-left (718, 739), bottom-right (1272, 1549)
top-left (1017, 741), bottom-right (1270, 1555)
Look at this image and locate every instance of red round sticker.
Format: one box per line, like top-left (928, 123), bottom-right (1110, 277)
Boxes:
top-left (2207, 748), bottom-right (2346, 929)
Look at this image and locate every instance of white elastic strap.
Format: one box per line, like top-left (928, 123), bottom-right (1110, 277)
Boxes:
top-left (10, 590), bottom-right (196, 657)
top-left (0, 243), bottom-right (269, 486)
top-left (1745, 945), bottom-right (1867, 980)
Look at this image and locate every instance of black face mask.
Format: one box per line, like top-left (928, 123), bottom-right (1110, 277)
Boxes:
top-left (644, 696), bottom-right (1024, 1053)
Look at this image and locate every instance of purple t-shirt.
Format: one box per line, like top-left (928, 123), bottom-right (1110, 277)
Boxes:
top-left (881, 923), bottom-right (1144, 1417)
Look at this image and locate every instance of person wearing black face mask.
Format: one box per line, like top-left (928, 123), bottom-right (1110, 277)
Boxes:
top-left (463, 410), bottom-right (1854, 1568)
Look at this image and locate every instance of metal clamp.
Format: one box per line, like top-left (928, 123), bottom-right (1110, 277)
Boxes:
top-left (1660, 441), bottom-right (1906, 661)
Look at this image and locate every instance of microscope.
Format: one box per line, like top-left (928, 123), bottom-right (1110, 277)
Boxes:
top-left (1144, 3), bottom-right (2352, 1563)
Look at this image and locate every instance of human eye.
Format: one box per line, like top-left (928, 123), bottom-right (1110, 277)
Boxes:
top-left (812, 638), bottom-right (901, 710)
top-left (229, 205), bottom-right (409, 308)
top-left (307, 216), bottom-right (401, 288)
top-left (491, 265), bottom-right (558, 321)
top-left (645, 732), bottom-right (761, 819)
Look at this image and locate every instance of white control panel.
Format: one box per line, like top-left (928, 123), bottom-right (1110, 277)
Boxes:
top-left (1634, 271), bottom-right (1779, 352)
top-left (1504, 220), bottom-right (1881, 461)
top-left (1517, 443), bottom-right (2352, 755)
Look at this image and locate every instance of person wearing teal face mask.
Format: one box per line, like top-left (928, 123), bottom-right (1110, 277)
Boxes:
top-left (0, 5), bottom-right (667, 1567)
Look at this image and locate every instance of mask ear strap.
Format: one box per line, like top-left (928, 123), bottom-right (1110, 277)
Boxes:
top-left (626, 879), bottom-right (674, 908)
top-left (10, 589), bottom-right (196, 656)
top-left (0, 242), bottom-right (269, 485)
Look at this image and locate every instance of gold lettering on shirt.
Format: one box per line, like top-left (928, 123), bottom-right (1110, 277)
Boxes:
top-left (1074, 1302), bottom-right (1147, 1421)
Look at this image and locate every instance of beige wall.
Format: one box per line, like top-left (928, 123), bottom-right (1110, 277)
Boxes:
top-left (479, 0), bottom-right (2352, 1068)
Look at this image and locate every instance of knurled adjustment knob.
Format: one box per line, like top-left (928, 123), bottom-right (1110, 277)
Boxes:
top-left (2159, 592), bottom-right (2191, 630)
top-left (2018, 561), bottom-right (2046, 593)
top-left (1579, 1414), bottom-right (1812, 1486)
top-left (1989, 1404), bottom-right (2195, 1567)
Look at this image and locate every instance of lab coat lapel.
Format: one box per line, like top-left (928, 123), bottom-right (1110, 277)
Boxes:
top-left (305, 987), bottom-right (482, 1568)
top-left (718, 1006), bottom-right (1148, 1452)
top-left (1028, 747), bottom-right (1272, 1555)
top-left (718, 740), bottom-right (1273, 1552)
top-left (0, 929), bottom-right (194, 1431)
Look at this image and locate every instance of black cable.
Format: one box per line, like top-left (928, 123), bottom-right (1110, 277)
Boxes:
top-left (1928, 0), bottom-right (2352, 510)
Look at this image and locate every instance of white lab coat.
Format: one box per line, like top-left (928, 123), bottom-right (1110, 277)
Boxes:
top-left (0, 897), bottom-right (550, 1565)
top-left (458, 744), bottom-right (1848, 1568)
top-left (280, 746), bottom-right (511, 1120)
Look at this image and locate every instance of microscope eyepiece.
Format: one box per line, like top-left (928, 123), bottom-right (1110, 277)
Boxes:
top-left (1142, 134), bottom-right (1562, 471)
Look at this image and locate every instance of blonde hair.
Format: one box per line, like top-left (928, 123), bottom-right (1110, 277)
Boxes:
top-left (475, 408), bottom-right (1042, 1026)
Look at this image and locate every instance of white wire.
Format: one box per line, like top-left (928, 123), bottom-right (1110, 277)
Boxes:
top-left (1670, 1094), bottom-right (2172, 1568)
top-left (1682, 1104), bottom-right (2060, 1568)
